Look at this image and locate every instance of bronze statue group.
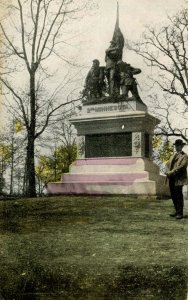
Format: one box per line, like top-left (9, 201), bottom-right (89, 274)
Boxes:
top-left (83, 39), bottom-right (142, 101)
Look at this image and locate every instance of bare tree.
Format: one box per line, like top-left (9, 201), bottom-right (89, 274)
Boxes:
top-left (128, 8), bottom-right (188, 142)
top-left (0, 0), bottom-right (95, 197)
top-left (0, 117), bottom-right (27, 195)
top-left (148, 93), bottom-right (188, 143)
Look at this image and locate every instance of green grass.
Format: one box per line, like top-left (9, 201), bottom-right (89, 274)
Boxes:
top-left (0, 196), bottom-right (188, 299)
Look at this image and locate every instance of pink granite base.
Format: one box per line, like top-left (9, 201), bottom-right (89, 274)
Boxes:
top-left (47, 181), bottom-right (156, 195)
top-left (74, 158), bottom-right (139, 166)
top-left (62, 172), bottom-right (148, 182)
top-left (47, 157), bottom-right (169, 196)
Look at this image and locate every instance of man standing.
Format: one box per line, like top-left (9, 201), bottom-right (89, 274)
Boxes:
top-left (165, 139), bottom-right (188, 219)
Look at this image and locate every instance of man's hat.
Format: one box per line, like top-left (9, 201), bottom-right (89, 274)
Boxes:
top-left (93, 59), bottom-right (99, 63)
top-left (173, 139), bottom-right (186, 146)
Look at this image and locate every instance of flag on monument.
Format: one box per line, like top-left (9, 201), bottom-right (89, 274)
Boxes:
top-left (112, 3), bottom-right (124, 51)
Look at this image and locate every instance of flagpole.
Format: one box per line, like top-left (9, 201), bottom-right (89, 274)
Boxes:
top-left (112, 1), bottom-right (124, 51)
top-left (117, 2), bottom-right (119, 27)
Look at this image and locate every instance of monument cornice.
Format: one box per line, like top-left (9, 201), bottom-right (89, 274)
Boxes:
top-left (70, 111), bottom-right (160, 124)
top-left (70, 111), bottom-right (160, 136)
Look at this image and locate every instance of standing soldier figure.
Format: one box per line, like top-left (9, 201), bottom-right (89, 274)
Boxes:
top-left (84, 59), bottom-right (105, 100)
top-left (105, 40), bottom-right (122, 95)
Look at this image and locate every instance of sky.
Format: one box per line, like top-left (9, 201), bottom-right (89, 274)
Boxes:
top-left (78, 0), bottom-right (187, 67)
top-left (73, 0), bottom-right (188, 151)
top-left (68, 0), bottom-right (187, 106)
top-left (0, 0), bottom-right (187, 132)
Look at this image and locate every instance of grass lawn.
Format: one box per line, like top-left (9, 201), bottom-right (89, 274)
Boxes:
top-left (0, 195), bottom-right (188, 299)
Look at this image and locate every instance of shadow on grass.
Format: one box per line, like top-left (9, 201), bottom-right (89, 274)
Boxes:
top-left (115, 265), bottom-right (188, 300)
top-left (0, 264), bottom-right (187, 300)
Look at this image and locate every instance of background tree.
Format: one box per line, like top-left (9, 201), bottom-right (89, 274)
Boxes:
top-left (0, 118), bottom-right (27, 195)
top-left (35, 116), bottom-right (77, 194)
top-left (36, 144), bottom-right (77, 195)
top-left (0, 0), bottom-right (96, 197)
top-left (129, 8), bottom-right (188, 143)
top-left (0, 136), bottom-right (11, 194)
top-left (152, 136), bottom-right (174, 173)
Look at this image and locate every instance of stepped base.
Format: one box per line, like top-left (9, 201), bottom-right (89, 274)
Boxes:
top-left (47, 181), bottom-right (166, 196)
top-left (47, 158), bottom-right (170, 197)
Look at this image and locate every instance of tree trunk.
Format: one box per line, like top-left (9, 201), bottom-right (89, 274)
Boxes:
top-left (26, 134), bottom-right (36, 197)
top-left (25, 71), bottom-right (37, 197)
top-left (9, 136), bottom-right (14, 195)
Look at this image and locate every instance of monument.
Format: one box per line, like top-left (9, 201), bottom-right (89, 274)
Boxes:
top-left (47, 5), bottom-right (169, 197)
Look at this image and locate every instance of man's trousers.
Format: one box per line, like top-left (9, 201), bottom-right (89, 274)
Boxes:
top-left (169, 179), bottom-right (184, 215)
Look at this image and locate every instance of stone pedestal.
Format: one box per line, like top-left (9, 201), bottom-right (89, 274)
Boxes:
top-left (47, 99), bottom-right (169, 197)
top-left (47, 157), bottom-right (168, 196)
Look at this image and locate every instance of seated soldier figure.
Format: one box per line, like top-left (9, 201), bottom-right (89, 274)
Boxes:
top-left (117, 60), bottom-right (141, 100)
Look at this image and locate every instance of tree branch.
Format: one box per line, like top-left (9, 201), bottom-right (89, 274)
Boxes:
top-left (17, 0), bottom-right (31, 72)
top-left (35, 96), bottom-right (82, 138)
top-left (0, 78), bottom-right (29, 129)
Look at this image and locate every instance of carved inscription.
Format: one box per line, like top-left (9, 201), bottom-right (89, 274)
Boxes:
top-left (87, 104), bottom-right (129, 113)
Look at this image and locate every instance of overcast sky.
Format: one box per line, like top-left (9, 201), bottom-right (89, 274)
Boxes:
top-left (0, 0), bottom-right (187, 130)
top-left (76, 0), bottom-right (188, 150)
top-left (78, 0), bottom-right (187, 66)
top-left (66, 0), bottom-right (185, 107)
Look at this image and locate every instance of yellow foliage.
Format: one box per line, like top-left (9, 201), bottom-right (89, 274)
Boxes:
top-left (152, 136), bottom-right (162, 149)
top-left (15, 119), bottom-right (23, 133)
top-left (36, 145), bottom-right (77, 185)
top-left (152, 135), bottom-right (173, 164)
top-left (159, 143), bottom-right (174, 163)
top-left (0, 144), bottom-right (11, 159)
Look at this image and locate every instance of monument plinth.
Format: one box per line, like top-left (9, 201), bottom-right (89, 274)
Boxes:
top-left (47, 5), bottom-right (169, 197)
top-left (47, 98), bottom-right (169, 196)
top-left (72, 99), bottom-right (157, 159)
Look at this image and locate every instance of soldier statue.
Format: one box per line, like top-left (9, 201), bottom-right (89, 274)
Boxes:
top-left (105, 40), bottom-right (122, 95)
top-left (117, 60), bottom-right (141, 100)
top-left (81, 1), bottom-right (144, 103)
top-left (83, 59), bottom-right (105, 100)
